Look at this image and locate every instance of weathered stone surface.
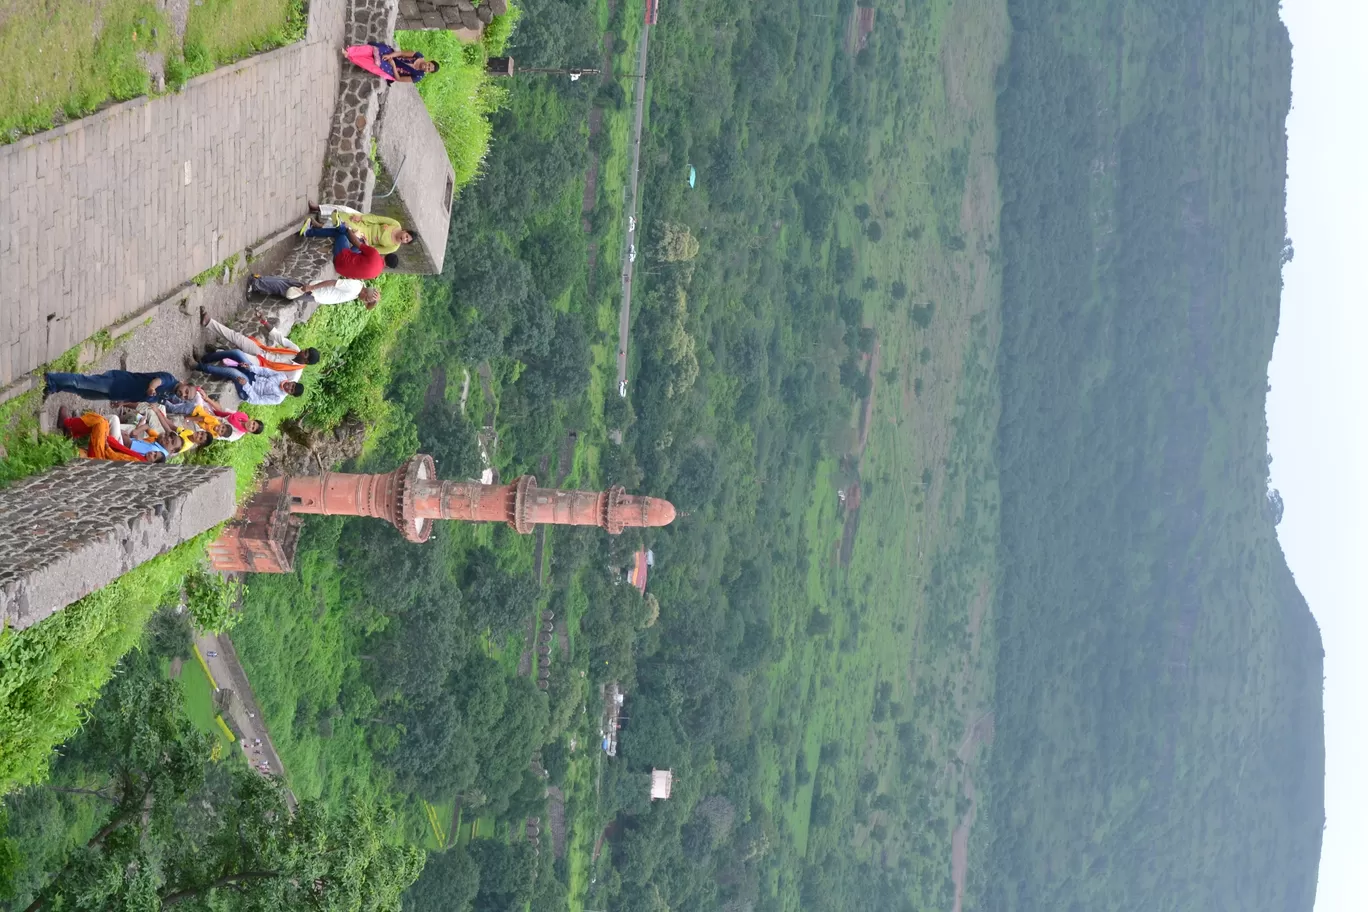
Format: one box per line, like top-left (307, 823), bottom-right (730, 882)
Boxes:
top-left (0, 462), bottom-right (237, 631)
top-left (475, 4), bottom-right (494, 24)
top-left (396, 0), bottom-right (497, 35)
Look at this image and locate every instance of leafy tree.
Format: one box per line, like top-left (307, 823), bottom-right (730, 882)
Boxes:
top-left (865, 221), bottom-right (883, 242)
top-left (417, 404), bottom-right (483, 480)
top-left (403, 848), bottom-right (480, 912)
top-left (461, 547), bottom-right (540, 637)
top-left (833, 246), bottom-right (856, 281)
top-left (854, 203), bottom-right (871, 221)
top-left (466, 840), bottom-right (538, 911)
top-left (890, 280), bottom-right (908, 300)
top-left (1266, 488), bottom-right (1285, 525)
top-left (144, 605), bottom-right (195, 659)
top-left (657, 222), bottom-right (701, 262)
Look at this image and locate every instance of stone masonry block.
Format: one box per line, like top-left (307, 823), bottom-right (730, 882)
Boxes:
top-left (0, 462), bottom-right (237, 632)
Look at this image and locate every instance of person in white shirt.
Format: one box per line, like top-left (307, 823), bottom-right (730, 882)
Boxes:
top-left (247, 273), bottom-right (379, 309)
top-left (194, 350), bottom-right (303, 406)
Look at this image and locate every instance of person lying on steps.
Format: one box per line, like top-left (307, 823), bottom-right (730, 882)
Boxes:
top-left (200, 311), bottom-right (321, 380)
top-left (43, 369), bottom-right (193, 406)
top-left (245, 273), bottom-right (380, 309)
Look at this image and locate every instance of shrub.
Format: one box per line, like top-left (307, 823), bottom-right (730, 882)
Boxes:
top-left (184, 566), bottom-right (242, 633)
top-left (401, 29), bottom-right (509, 190)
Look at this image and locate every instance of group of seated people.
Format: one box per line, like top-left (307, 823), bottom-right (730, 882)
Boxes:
top-left (43, 322), bottom-right (316, 464)
top-left (41, 198), bottom-right (417, 465)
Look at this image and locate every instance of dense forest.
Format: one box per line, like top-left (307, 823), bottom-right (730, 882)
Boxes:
top-left (980, 0), bottom-right (1323, 910)
top-left (0, 0), bottom-right (1326, 909)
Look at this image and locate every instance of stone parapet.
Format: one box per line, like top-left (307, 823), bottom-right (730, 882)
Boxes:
top-left (0, 462), bottom-right (237, 631)
top-left (396, 0), bottom-right (504, 34)
top-left (279, 0), bottom-right (463, 281)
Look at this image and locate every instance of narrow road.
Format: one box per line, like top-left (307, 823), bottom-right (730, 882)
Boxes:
top-left (195, 630), bottom-right (296, 809)
top-left (616, 25), bottom-right (652, 389)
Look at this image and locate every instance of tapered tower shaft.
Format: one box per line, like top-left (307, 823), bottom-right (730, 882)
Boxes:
top-left (262, 454), bottom-right (676, 542)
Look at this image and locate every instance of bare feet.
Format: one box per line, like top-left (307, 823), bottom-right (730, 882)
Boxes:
top-left (307, 200), bottom-right (320, 213)
top-left (199, 306), bottom-right (210, 328)
top-left (56, 406), bottom-right (70, 428)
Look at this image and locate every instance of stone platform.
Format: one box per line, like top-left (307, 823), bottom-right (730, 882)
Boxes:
top-left (0, 462), bottom-right (237, 631)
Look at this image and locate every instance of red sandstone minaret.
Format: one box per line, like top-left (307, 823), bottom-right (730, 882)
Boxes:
top-left (209, 454), bottom-right (676, 573)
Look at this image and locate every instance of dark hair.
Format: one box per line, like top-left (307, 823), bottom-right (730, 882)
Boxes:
top-left (147, 451), bottom-right (166, 463)
top-left (299, 347), bottom-right (321, 364)
top-left (402, 230), bottom-right (418, 244)
top-left (250, 422), bottom-right (265, 435)
top-left (384, 253), bottom-right (400, 269)
top-left (289, 381), bottom-right (305, 397)
top-left (428, 60), bottom-right (441, 73)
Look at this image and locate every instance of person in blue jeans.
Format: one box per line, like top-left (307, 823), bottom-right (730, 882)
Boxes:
top-left (44, 370), bottom-right (192, 404)
top-left (301, 222), bottom-right (399, 279)
top-left (194, 350), bottom-right (303, 406)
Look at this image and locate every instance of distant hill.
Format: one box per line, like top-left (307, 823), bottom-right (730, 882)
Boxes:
top-left (980, 0), bottom-right (1325, 910)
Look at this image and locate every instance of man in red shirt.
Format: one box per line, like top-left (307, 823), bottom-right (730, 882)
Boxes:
top-left (303, 223), bottom-right (400, 280)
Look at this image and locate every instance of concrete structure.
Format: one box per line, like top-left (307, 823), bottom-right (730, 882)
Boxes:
top-left (0, 463), bottom-right (237, 631)
top-left (209, 454), bottom-right (676, 573)
top-left (650, 768), bottom-right (674, 800)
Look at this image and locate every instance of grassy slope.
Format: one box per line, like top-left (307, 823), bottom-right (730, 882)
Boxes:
top-left (753, 2), bottom-right (1009, 907)
top-left (0, 0), bottom-right (304, 141)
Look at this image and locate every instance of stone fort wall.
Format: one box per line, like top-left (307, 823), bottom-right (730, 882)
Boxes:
top-left (0, 462), bottom-right (237, 632)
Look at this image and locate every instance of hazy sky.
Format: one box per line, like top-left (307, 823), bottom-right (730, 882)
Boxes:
top-left (1266, 3), bottom-right (1366, 911)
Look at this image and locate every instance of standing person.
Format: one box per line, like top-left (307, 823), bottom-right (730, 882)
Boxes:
top-left (343, 43), bottom-right (439, 83)
top-left (44, 370), bottom-right (190, 405)
top-left (307, 203), bottom-right (415, 257)
top-left (246, 274), bottom-right (380, 309)
top-left (301, 223), bottom-right (397, 280)
top-left (194, 350), bottom-right (303, 406)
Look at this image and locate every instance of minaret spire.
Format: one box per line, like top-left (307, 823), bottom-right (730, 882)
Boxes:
top-left (209, 455), bottom-right (676, 573)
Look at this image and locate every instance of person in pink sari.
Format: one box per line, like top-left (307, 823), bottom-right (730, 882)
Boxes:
top-left (344, 43), bottom-right (440, 83)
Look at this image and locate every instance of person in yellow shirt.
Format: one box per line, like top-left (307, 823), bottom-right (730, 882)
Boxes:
top-left (304, 203), bottom-right (415, 256)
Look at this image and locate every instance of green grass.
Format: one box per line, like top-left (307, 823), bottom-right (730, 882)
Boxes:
top-left (174, 652), bottom-right (226, 741)
top-left (400, 29), bottom-right (509, 191)
top-left (0, 0), bottom-right (304, 142)
top-left (176, 0), bottom-right (306, 82)
top-left (0, 0), bottom-right (173, 140)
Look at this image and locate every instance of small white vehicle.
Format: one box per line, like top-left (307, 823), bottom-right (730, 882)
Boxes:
top-left (619, 380), bottom-right (628, 398)
top-left (628, 217), bottom-right (637, 232)
top-left (628, 244), bottom-right (637, 263)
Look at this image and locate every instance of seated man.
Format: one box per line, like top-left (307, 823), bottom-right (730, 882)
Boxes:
top-left (246, 274), bottom-right (380, 309)
top-left (301, 223), bottom-right (398, 280)
top-left (44, 370), bottom-right (191, 405)
top-left (108, 404), bottom-right (187, 460)
top-left (194, 350), bottom-right (303, 406)
top-left (201, 312), bottom-right (323, 382)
